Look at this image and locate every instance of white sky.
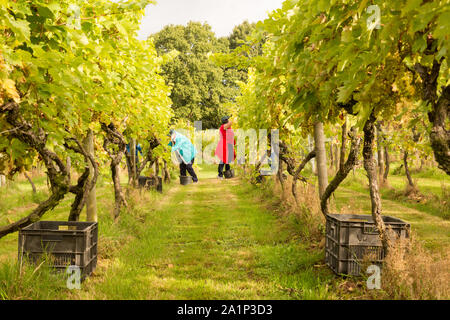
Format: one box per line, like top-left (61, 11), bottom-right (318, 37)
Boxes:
top-left (137, 0), bottom-right (285, 40)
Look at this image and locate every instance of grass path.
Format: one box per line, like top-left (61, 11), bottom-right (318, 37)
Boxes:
top-left (3, 166), bottom-right (447, 299)
top-left (334, 187), bottom-right (450, 252)
top-left (70, 166), bottom-right (336, 300)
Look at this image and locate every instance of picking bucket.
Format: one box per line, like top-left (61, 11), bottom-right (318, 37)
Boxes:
top-left (224, 169), bottom-right (235, 179)
top-left (180, 176), bottom-right (193, 185)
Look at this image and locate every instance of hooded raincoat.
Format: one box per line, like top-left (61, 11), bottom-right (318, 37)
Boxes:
top-left (168, 131), bottom-right (197, 163)
top-left (215, 124), bottom-right (236, 164)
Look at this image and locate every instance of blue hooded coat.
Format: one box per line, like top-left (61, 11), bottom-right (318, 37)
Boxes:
top-left (168, 131), bottom-right (197, 163)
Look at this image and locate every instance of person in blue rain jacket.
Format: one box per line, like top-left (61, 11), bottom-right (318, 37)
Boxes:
top-left (125, 142), bottom-right (143, 176)
top-left (168, 129), bottom-right (198, 183)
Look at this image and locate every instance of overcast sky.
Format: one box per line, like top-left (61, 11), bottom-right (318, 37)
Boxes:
top-left (137, 0), bottom-right (284, 40)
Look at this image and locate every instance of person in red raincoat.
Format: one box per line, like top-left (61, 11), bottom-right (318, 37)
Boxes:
top-left (215, 116), bottom-right (236, 179)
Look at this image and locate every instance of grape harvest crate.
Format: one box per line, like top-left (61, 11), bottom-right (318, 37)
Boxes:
top-left (325, 214), bottom-right (410, 276)
top-left (18, 221), bottom-right (98, 281)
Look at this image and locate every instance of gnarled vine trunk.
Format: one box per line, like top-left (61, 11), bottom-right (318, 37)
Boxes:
top-left (101, 122), bottom-right (128, 220)
top-left (277, 161), bottom-right (286, 193)
top-left (111, 157), bottom-right (126, 219)
top-left (339, 120), bottom-right (347, 172)
top-left (65, 136), bottom-right (99, 222)
top-left (320, 127), bottom-right (361, 216)
top-left (291, 150), bottom-right (316, 205)
top-left (414, 61), bottom-right (450, 175)
top-left (155, 157), bottom-right (160, 177)
top-left (68, 168), bottom-right (90, 222)
top-left (384, 145), bottom-right (390, 182)
top-left (84, 129), bottom-right (97, 222)
top-left (279, 140), bottom-right (315, 204)
top-left (333, 143), bottom-right (339, 172)
top-left (314, 122), bottom-right (328, 198)
top-left (163, 159), bottom-right (171, 184)
top-left (135, 137), bottom-right (161, 179)
top-left (403, 151), bottom-right (415, 188)
top-left (0, 101), bottom-right (75, 239)
top-left (363, 111), bottom-right (391, 251)
top-left (376, 122), bottom-right (385, 179)
top-left (24, 172), bottom-right (36, 194)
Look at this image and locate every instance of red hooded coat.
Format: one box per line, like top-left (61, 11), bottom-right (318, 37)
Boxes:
top-left (215, 124), bottom-right (236, 164)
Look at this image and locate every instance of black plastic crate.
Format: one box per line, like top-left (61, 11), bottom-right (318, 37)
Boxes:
top-left (325, 214), bottom-right (410, 276)
top-left (138, 176), bottom-right (163, 193)
top-left (18, 221), bottom-right (98, 280)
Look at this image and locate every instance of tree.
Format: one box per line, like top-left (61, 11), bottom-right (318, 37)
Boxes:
top-left (225, 0), bottom-right (443, 251)
top-left (228, 21), bottom-right (256, 50)
top-left (152, 22), bottom-right (233, 128)
top-left (338, 0), bottom-right (449, 174)
top-left (260, 0), bottom-right (449, 250)
top-left (0, 0), bottom-right (172, 236)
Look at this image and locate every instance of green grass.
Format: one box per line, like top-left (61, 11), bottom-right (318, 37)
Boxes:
top-left (283, 163), bottom-right (450, 253)
top-left (388, 162), bottom-right (449, 196)
top-left (0, 175), bottom-right (48, 225)
top-left (333, 186), bottom-right (450, 252)
top-left (70, 165), bottom-right (339, 300)
top-left (328, 168), bottom-right (450, 252)
top-left (0, 259), bottom-right (68, 300)
top-left (0, 166), bottom-right (340, 300)
top-left (338, 165), bottom-right (450, 221)
top-left (1, 164), bottom-right (448, 299)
